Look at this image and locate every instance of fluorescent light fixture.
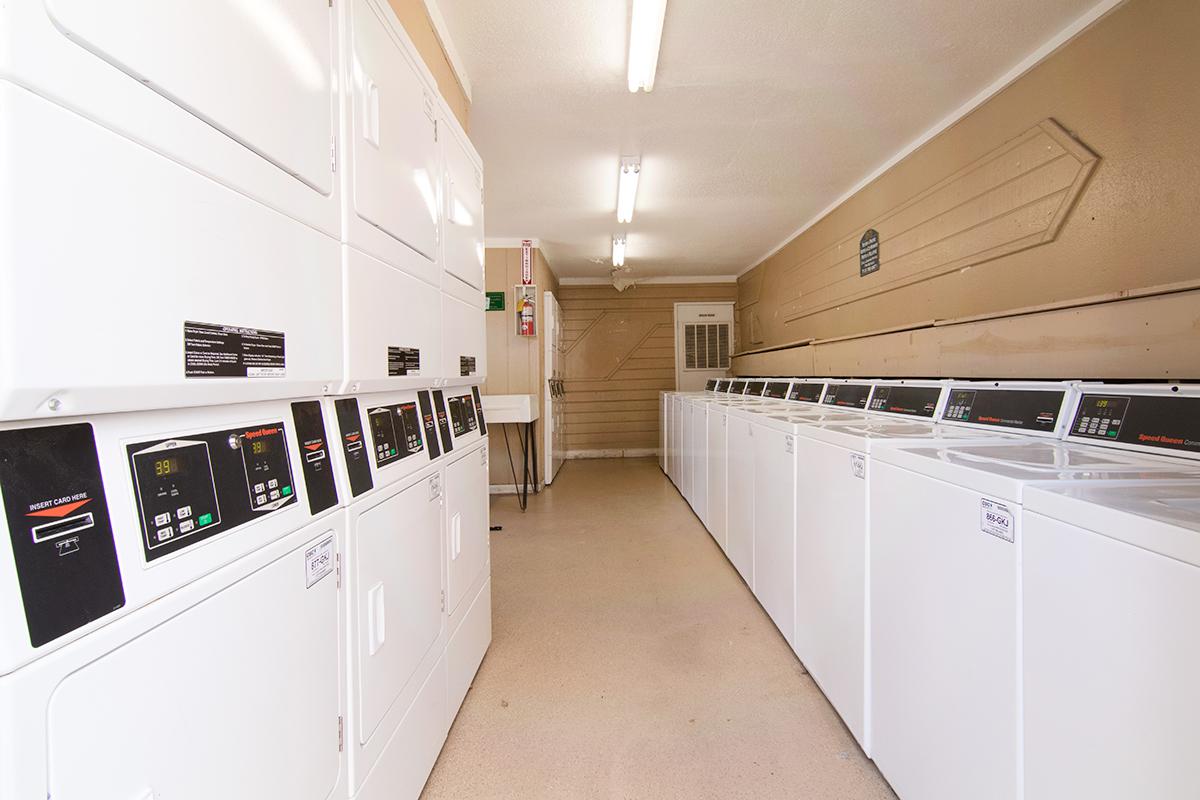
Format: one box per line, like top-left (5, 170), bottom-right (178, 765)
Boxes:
top-left (612, 235), bottom-right (627, 267)
top-left (628, 0), bottom-right (668, 92)
top-left (616, 157), bottom-right (640, 224)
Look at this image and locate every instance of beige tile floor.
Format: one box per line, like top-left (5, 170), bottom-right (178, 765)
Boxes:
top-left (422, 457), bottom-right (896, 800)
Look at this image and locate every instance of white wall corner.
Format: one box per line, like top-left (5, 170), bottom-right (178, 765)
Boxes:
top-left (422, 0), bottom-right (473, 101)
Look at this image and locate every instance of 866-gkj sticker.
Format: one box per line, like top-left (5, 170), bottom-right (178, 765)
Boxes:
top-left (979, 498), bottom-right (1014, 542)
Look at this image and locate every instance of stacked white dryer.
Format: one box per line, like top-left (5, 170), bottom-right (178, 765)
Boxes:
top-left (0, 2), bottom-right (490, 799)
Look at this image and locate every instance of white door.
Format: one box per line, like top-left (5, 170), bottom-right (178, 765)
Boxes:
top-left (345, 0), bottom-right (440, 282)
top-left (445, 445), bottom-right (489, 616)
top-left (354, 474), bottom-right (445, 746)
top-left (674, 303), bottom-right (733, 392)
top-left (544, 291), bottom-right (566, 484)
top-left (45, 530), bottom-right (342, 800)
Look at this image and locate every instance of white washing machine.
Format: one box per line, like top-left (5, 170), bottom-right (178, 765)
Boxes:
top-left (790, 380), bottom-right (1056, 755)
top-left (1019, 384), bottom-right (1200, 800)
top-left (724, 383), bottom-right (874, 603)
top-left (0, 398), bottom-right (348, 800)
top-left (869, 385), bottom-right (1200, 800)
top-left (329, 384), bottom-right (490, 800)
top-left (0, 0), bottom-right (344, 420)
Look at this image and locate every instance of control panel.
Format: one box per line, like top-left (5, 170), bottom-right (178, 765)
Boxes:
top-left (335, 398), bottom-right (373, 497)
top-left (942, 388), bottom-right (1064, 433)
top-left (127, 422), bottom-right (297, 562)
top-left (822, 383), bottom-right (872, 409)
top-left (705, 379), bottom-right (717, 390)
top-left (715, 380), bottom-right (729, 392)
top-left (290, 401), bottom-right (338, 515)
top-left (417, 391), bottom-right (442, 461)
top-left (366, 401), bottom-right (424, 468)
top-left (0, 424), bottom-right (125, 647)
top-left (447, 393), bottom-right (479, 437)
top-left (730, 381), bottom-right (747, 394)
top-left (472, 386), bottom-right (488, 433)
top-left (868, 385), bottom-right (942, 418)
top-left (1069, 392), bottom-right (1200, 456)
top-left (433, 390), bottom-right (455, 452)
top-left (787, 382), bottom-right (825, 403)
top-left (745, 381), bottom-right (766, 396)
top-left (763, 382), bottom-right (789, 399)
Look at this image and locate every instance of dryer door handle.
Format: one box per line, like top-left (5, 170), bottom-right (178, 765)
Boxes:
top-left (367, 582), bottom-right (386, 655)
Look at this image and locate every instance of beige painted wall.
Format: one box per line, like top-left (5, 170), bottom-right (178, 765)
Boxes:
top-left (387, 0), bottom-right (470, 131)
top-left (735, 0), bottom-right (1200, 379)
top-left (483, 247), bottom-right (560, 485)
top-left (560, 283), bottom-right (738, 455)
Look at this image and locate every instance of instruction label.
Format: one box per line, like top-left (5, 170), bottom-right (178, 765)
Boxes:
top-left (850, 453), bottom-right (866, 479)
top-left (460, 356), bottom-right (477, 377)
top-left (184, 321), bottom-right (285, 378)
top-left (388, 346), bottom-right (421, 377)
top-left (305, 536), bottom-right (335, 588)
top-left (980, 498), bottom-right (1014, 542)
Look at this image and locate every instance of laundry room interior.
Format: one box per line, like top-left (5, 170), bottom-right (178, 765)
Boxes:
top-left (0, 0), bottom-right (1198, 798)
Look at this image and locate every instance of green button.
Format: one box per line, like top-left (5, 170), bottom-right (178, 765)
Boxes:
top-left (198, 513), bottom-right (213, 526)
top-left (390, 448), bottom-right (397, 456)
top-left (281, 485), bottom-right (292, 496)
top-left (1107, 430), bottom-right (1118, 437)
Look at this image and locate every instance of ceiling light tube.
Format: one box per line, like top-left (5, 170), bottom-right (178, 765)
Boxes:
top-left (612, 235), bottom-right (627, 267)
top-left (616, 157), bottom-right (640, 224)
top-left (628, 0), bottom-right (667, 92)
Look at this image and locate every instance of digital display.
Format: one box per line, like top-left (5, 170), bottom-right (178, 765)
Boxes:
top-left (250, 439), bottom-right (271, 455)
top-left (154, 458), bottom-right (180, 477)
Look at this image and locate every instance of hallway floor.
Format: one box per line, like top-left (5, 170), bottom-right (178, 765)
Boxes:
top-left (422, 457), bottom-right (896, 800)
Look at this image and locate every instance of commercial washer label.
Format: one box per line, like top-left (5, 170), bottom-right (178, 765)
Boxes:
top-left (305, 536), bottom-right (335, 588)
top-left (850, 453), bottom-right (866, 479)
top-left (184, 321), bottom-right (285, 378)
top-left (388, 346), bottom-right (421, 377)
top-left (980, 498), bottom-right (1014, 542)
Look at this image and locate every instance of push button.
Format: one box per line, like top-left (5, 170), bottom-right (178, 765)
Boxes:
top-left (156, 527), bottom-right (173, 542)
top-left (179, 519), bottom-right (195, 534)
top-left (177, 505), bottom-right (192, 520)
top-left (154, 512), bottom-right (171, 527)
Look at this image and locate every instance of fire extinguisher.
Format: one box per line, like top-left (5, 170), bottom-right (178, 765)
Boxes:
top-left (518, 295), bottom-right (535, 336)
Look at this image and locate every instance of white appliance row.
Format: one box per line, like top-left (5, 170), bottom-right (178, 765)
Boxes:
top-left (0, 385), bottom-right (492, 800)
top-left (661, 378), bottom-right (1200, 799)
top-left (0, 0), bottom-right (487, 423)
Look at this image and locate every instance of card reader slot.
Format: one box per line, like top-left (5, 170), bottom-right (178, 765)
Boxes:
top-left (31, 512), bottom-right (95, 543)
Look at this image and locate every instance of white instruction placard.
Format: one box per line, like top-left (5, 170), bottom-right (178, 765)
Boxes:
top-left (850, 453), bottom-right (866, 479)
top-left (980, 498), bottom-right (1014, 542)
top-left (305, 536), bottom-right (335, 587)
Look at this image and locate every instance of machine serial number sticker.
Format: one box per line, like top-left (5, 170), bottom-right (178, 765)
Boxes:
top-left (980, 498), bottom-right (1014, 542)
top-left (184, 321), bottom-right (285, 378)
top-left (304, 536), bottom-right (335, 588)
top-left (388, 346), bottom-right (421, 377)
top-left (850, 453), bottom-right (866, 479)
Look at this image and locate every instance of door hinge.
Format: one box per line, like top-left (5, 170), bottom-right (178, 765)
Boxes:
top-left (330, 136), bottom-right (337, 173)
top-left (335, 553), bottom-right (342, 589)
top-left (337, 715), bottom-right (344, 751)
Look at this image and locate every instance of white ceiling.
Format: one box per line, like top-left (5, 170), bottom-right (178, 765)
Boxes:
top-left (436, 0), bottom-right (1106, 279)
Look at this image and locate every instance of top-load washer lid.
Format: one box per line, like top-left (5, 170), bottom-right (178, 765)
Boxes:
top-left (873, 440), bottom-right (1200, 503)
top-left (1024, 481), bottom-right (1200, 566)
top-left (800, 417), bottom-right (1014, 452)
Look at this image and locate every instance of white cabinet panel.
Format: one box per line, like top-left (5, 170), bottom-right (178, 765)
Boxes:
top-left (726, 416), bottom-right (755, 587)
top-left (445, 446), bottom-right (489, 616)
top-left (441, 113), bottom-right (484, 291)
top-left (442, 293), bottom-right (486, 385)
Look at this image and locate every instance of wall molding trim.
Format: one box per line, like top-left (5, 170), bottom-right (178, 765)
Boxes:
top-left (485, 238), bottom-right (542, 249)
top-left (421, 0), bottom-right (472, 101)
top-left (737, 0), bottom-right (1125, 278)
top-left (558, 275), bottom-right (738, 286)
top-left (566, 448), bottom-right (659, 460)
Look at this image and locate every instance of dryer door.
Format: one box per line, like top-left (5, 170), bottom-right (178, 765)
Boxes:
top-left (445, 446), bottom-right (489, 616)
top-left (45, 530), bottom-right (342, 800)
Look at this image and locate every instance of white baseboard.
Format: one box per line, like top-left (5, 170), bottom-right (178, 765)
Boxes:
top-left (566, 448), bottom-right (659, 459)
top-left (488, 483), bottom-right (544, 495)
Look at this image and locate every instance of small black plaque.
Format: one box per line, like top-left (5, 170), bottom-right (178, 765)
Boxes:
top-left (184, 321), bottom-right (285, 378)
top-left (388, 346), bottom-right (421, 377)
top-left (859, 229), bottom-right (880, 277)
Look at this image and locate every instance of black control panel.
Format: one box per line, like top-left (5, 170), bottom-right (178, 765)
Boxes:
top-left (787, 382), bottom-right (825, 403)
top-left (763, 382), bottom-right (789, 399)
top-left (715, 380), bottom-right (729, 392)
top-left (472, 386), bottom-right (488, 434)
top-left (335, 398), bottom-right (373, 497)
top-left (745, 381), bottom-right (766, 396)
top-left (822, 384), bottom-right (872, 409)
top-left (868, 386), bottom-right (942, 418)
top-left (0, 424), bottom-right (125, 647)
top-left (730, 381), bottom-right (747, 394)
top-left (1070, 392), bottom-right (1200, 454)
top-left (417, 391), bottom-right (441, 460)
top-left (942, 388), bottom-right (1064, 432)
top-left (291, 401), bottom-right (338, 515)
top-left (128, 422), bottom-right (297, 562)
top-left (448, 393), bottom-right (479, 437)
top-left (433, 390), bottom-right (455, 453)
top-left (705, 380), bottom-right (717, 390)
top-left (367, 402), bottom-right (424, 468)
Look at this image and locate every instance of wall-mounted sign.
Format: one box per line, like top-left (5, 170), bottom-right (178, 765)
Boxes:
top-left (486, 291), bottom-right (505, 311)
top-left (521, 239), bottom-right (533, 285)
top-left (859, 229), bottom-right (880, 277)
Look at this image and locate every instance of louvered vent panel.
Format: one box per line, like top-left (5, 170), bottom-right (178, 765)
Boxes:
top-left (682, 323), bottom-right (731, 370)
top-left (685, 324), bottom-right (698, 369)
